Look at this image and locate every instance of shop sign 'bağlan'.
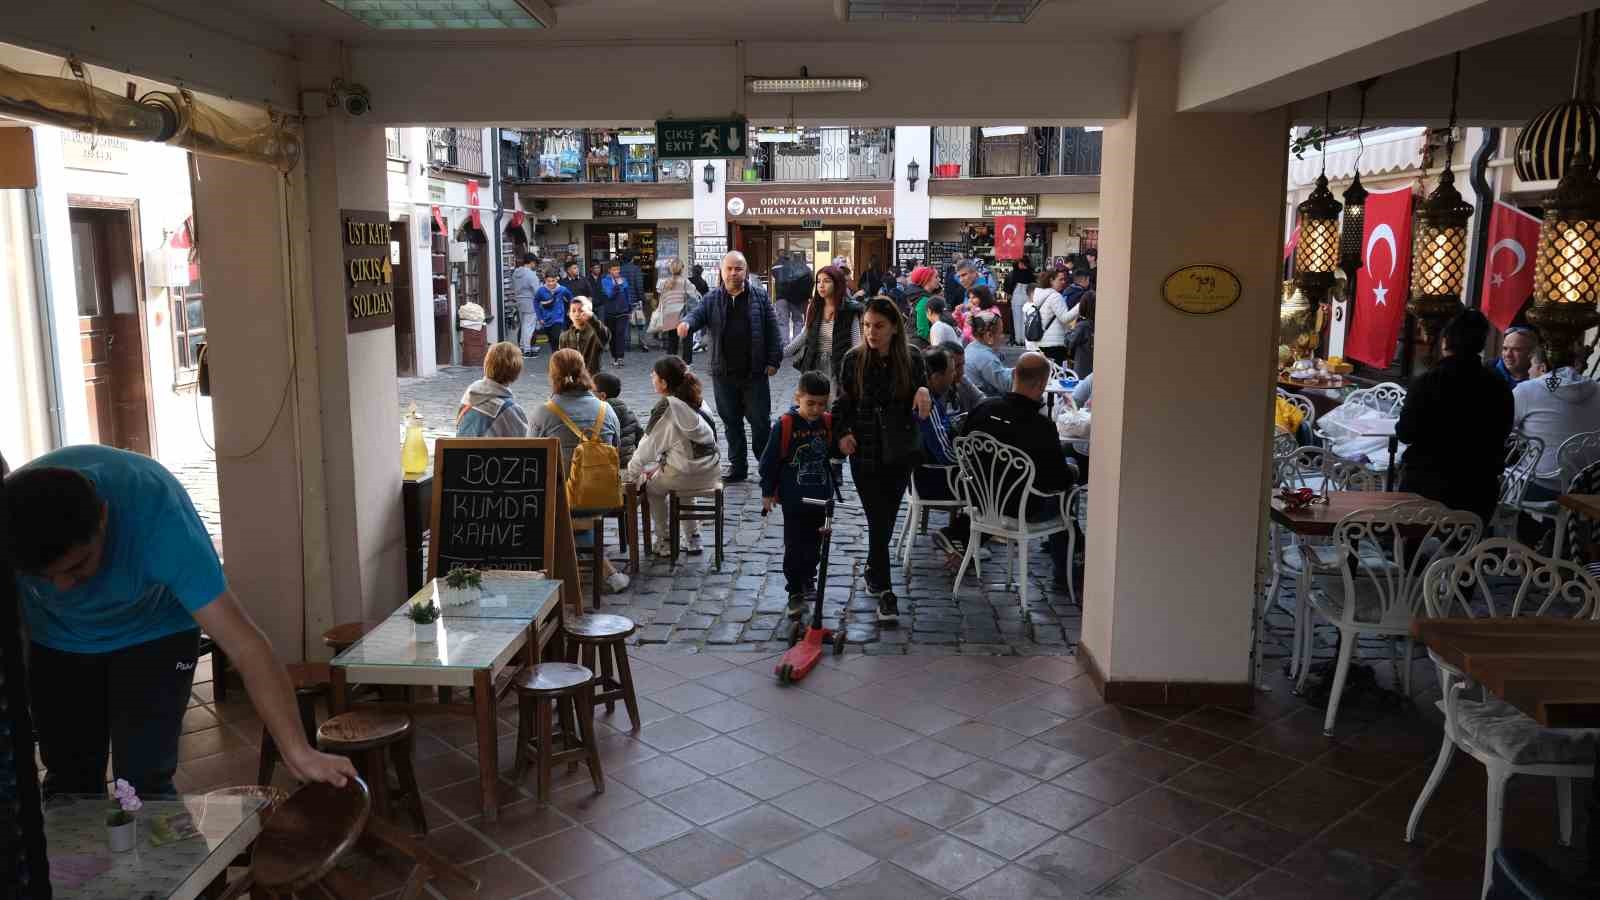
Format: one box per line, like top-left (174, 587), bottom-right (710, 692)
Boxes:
top-left (1161, 264), bottom-right (1242, 316)
top-left (343, 209), bottom-right (396, 333)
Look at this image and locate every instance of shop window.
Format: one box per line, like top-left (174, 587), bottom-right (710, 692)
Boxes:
top-left (171, 276), bottom-right (205, 385)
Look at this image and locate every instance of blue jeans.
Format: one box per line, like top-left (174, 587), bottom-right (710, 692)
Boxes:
top-left (712, 376), bottom-right (772, 477)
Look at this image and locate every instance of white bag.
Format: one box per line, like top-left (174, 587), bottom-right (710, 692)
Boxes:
top-left (1055, 400), bottom-right (1091, 440)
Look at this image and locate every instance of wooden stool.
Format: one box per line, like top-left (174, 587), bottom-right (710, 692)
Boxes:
top-left (670, 486), bottom-right (725, 570)
top-left (563, 614), bottom-right (641, 732)
top-left (257, 663), bottom-right (329, 787)
top-left (219, 779), bottom-right (371, 899)
top-left (316, 711), bottom-right (428, 835)
top-left (511, 663), bottom-right (604, 804)
top-left (321, 622), bottom-right (370, 655)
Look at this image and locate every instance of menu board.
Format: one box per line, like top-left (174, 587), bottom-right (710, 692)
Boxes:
top-left (429, 437), bottom-right (558, 578)
top-left (894, 240), bottom-right (927, 269)
top-left (926, 241), bottom-right (967, 268)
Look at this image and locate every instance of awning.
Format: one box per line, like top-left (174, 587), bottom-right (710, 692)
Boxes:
top-left (1288, 127), bottom-right (1425, 188)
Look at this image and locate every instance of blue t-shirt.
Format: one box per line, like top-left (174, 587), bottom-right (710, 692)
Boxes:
top-left (15, 445), bottom-right (225, 653)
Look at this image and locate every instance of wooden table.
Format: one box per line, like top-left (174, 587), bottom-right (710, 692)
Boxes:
top-left (1269, 490), bottom-right (1421, 537)
top-left (1558, 493), bottom-right (1600, 522)
top-left (330, 572), bottom-right (564, 822)
top-left (45, 792), bottom-right (266, 899)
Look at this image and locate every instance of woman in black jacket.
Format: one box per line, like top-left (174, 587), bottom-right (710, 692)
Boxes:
top-left (789, 265), bottom-right (862, 389)
top-left (834, 297), bottom-right (932, 624)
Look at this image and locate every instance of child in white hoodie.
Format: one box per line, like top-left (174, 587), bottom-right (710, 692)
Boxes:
top-left (627, 356), bottom-right (722, 555)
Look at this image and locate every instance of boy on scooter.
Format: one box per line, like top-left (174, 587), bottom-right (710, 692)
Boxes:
top-left (759, 371), bottom-right (837, 622)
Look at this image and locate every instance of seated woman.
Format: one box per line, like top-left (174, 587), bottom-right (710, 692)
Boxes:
top-left (627, 357), bottom-right (722, 556)
top-left (963, 309), bottom-right (1013, 399)
top-left (526, 348), bottom-right (630, 594)
top-left (456, 341), bottom-right (530, 437)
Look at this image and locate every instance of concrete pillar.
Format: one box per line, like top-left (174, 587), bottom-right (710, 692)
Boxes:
top-left (402, 128), bottom-right (437, 377)
top-left (893, 126), bottom-right (931, 242)
top-left (1077, 34), bottom-right (1288, 704)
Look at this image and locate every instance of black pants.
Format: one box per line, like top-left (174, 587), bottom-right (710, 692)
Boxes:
top-left (540, 323), bottom-right (564, 353)
top-left (663, 330), bottom-right (694, 365)
top-left (31, 629), bottom-right (201, 798)
top-left (851, 459), bottom-right (911, 592)
top-left (1041, 345), bottom-right (1071, 366)
top-left (782, 501), bottom-right (827, 595)
top-left (606, 314), bottom-right (630, 362)
top-left (712, 376), bottom-right (772, 477)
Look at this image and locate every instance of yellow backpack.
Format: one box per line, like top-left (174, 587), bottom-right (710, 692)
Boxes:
top-left (546, 400), bottom-right (623, 510)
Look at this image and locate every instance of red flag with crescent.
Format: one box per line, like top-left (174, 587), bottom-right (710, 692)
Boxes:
top-left (1479, 200), bottom-right (1540, 331)
top-left (1345, 186), bottom-right (1414, 369)
top-left (995, 215), bottom-right (1025, 260)
top-left (466, 179), bottom-right (482, 229)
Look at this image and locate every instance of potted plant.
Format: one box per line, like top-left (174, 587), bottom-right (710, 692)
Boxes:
top-left (407, 599), bottom-right (442, 643)
top-left (106, 779), bottom-right (141, 852)
top-left (439, 566), bottom-right (483, 607)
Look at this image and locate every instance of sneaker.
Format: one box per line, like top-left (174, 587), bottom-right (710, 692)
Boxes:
top-left (786, 592), bottom-right (810, 619)
top-left (875, 589), bottom-right (900, 626)
top-left (604, 571), bottom-right (631, 594)
top-left (686, 533), bottom-right (704, 555)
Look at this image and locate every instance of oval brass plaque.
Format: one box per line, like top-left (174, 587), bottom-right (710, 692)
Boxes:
top-left (1162, 264), bottom-right (1242, 316)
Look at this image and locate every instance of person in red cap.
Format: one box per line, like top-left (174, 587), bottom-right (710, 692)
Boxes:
top-left (904, 266), bottom-right (943, 348)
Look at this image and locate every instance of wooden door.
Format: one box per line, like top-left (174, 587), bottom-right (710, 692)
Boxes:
top-left (857, 232), bottom-right (887, 288)
top-left (70, 206), bottom-right (152, 454)
top-left (391, 218), bottom-right (417, 376)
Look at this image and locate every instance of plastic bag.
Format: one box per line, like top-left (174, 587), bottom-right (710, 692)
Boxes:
top-left (1055, 401), bottom-right (1091, 440)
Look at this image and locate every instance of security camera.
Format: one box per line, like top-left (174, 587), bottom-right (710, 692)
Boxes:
top-left (331, 78), bottom-right (372, 117)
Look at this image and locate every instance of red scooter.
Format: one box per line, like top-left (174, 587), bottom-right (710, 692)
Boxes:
top-left (774, 494), bottom-right (849, 684)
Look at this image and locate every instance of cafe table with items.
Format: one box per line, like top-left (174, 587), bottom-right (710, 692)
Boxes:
top-left (44, 791), bottom-right (268, 899)
top-left (329, 571), bottom-right (565, 822)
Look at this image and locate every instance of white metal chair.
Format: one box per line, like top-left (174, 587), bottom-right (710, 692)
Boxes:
top-left (1409, 537), bottom-right (1600, 897)
top-left (1493, 430), bottom-right (1545, 537)
top-left (1552, 457), bottom-right (1600, 563)
top-left (1259, 447), bottom-right (1379, 685)
top-left (1271, 429), bottom-right (1298, 460)
top-left (1347, 381), bottom-right (1407, 416)
top-left (1302, 500), bottom-right (1482, 733)
top-left (1275, 387), bottom-right (1316, 433)
top-left (1063, 485), bottom-right (1088, 606)
top-left (950, 433), bottom-right (1072, 609)
top-left (1047, 361), bottom-right (1079, 385)
top-left (896, 465), bottom-right (967, 577)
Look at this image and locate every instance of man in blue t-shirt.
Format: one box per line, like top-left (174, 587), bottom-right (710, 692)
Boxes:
top-left (3, 445), bottom-right (357, 798)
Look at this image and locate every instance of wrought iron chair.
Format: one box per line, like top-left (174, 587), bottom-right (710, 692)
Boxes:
top-left (951, 434), bottom-right (1072, 609)
top-left (1493, 430), bottom-right (1545, 537)
top-left (896, 465), bottom-right (967, 578)
top-left (1551, 457), bottom-right (1600, 564)
top-left (1410, 538), bottom-right (1600, 897)
top-left (1302, 499), bottom-right (1482, 733)
top-left (1554, 429), bottom-right (1600, 489)
top-left (1276, 387), bottom-right (1316, 433)
top-left (1047, 361), bottom-right (1079, 385)
top-left (1062, 485), bottom-right (1089, 606)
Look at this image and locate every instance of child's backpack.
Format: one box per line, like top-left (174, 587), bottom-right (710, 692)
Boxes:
top-left (778, 412), bottom-right (832, 464)
top-left (546, 401), bottom-right (623, 510)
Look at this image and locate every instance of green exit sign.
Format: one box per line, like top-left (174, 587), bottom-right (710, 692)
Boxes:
top-left (656, 119), bottom-right (748, 160)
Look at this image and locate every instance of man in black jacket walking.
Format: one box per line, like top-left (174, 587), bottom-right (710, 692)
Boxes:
top-left (679, 251), bottom-right (783, 481)
top-left (960, 353), bottom-right (1078, 588)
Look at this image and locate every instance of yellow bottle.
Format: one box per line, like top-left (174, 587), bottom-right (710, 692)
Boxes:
top-left (402, 402), bottom-right (429, 477)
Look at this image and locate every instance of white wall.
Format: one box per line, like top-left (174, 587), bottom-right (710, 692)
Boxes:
top-left (693, 159), bottom-right (727, 245)
top-left (893, 127), bottom-right (931, 241)
top-left (0, 181), bottom-right (55, 466)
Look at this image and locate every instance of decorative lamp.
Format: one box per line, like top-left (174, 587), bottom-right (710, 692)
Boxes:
top-left (906, 158), bottom-right (920, 192)
top-left (1516, 14), bottom-right (1600, 183)
top-left (1339, 173), bottom-right (1368, 275)
top-left (1528, 151), bottom-right (1600, 368)
top-left (1293, 174), bottom-right (1342, 296)
top-left (702, 162), bottom-right (716, 193)
top-left (1407, 164), bottom-right (1473, 347)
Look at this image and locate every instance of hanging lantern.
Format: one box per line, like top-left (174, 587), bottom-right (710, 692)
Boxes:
top-left (1528, 152), bottom-right (1600, 367)
top-left (1293, 174), bottom-right (1341, 295)
top-left (1408, 164), bottom-right (1472, 348)
top-left (1516, 99), bottom-right (1600, 182)
top-left (1339, 172), bottom-right (1368, 275)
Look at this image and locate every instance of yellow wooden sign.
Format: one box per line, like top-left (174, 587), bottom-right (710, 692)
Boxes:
top-left (1161, 264), bottom-right (1241, 316)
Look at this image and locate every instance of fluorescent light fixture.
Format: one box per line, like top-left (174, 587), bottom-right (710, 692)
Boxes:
top-left (1084, 126), bottom-right (1104, 132)
top-left (321, 0), bottom-right (554, 30)
top-left (981, 126), bottom-right (1027, 137)
top-left (618, 133), bottom-right (655, 145)
top-left (842, 0), bottom-right (1044, 23)
top-left (756, 129), bottom-right (805, 143)
top-left (748, 77), bottom-right (868, 95)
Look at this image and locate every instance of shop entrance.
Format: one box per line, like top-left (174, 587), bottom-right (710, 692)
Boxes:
top-left (584, 223), bottom-right (656, 281)
top-left (69, 201), bottom-right (154, 456)
top-left (745, 226), bottom-right (888, 293)
top-left (391, 216), bottom-right (416, 376)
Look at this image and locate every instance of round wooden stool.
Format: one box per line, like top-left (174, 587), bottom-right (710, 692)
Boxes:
top-left (563, 614), bottom-right (641, 732)
top-left (321, 621), bottom-right (370, 655)
top-left (257, 662), bottom-right (329, 787)
top-left (316, 710), bottom-right (428, 834)
top-left (511, 662), bottom-right (604, 804)
top-left (248, 779), bottom-right (372, 898)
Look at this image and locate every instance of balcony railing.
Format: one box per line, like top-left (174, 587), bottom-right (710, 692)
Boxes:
top-left (931, 126), bottom-right (1101, 178)
top-left (501, 128), bottom-right (687, 184)
top-left (428, 127), bottom-right (486, 174)
top-left (735, 128), bottom-right (895, 183)
top-left (385, 128), bottom-right (406, 161)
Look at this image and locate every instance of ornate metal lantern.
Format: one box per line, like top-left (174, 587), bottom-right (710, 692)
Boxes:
top-left (1528, 152), bottom-right (1600, 367)
top-left (1294, 174), bottom-right (1342, 296)
top-left (1339, 172), bottom-right (1368, 275)
top-left (1408, 164), bottom-right (1473, 347)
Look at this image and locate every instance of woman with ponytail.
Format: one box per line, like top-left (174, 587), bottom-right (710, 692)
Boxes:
top-left (628, 356), bottom-right (722, 556)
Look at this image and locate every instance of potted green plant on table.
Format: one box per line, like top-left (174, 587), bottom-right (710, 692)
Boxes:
top-left (106, 779), bottom-right (141, 852)
top-left (439, 566), bottom-right (483, 607)
top-left (407, 598), bottom-right (442, 643)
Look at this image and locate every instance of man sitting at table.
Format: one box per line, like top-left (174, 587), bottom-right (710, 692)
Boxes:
top-left (1489, 325), bottom-right (1539, 386)
top-left (3, 446), bottom-right (359, 798)
top-left (959, 353), bottom-right (1078, 591)
top-left (1514, 345), bottom-right (1600, 501)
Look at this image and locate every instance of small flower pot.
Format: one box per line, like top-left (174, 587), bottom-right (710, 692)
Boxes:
top-left (107, 819), bottom-right (137, 853)
top-left (413, 619), bottom-right (440, 644)
top-left (439, 585), bottom-right (479, 607)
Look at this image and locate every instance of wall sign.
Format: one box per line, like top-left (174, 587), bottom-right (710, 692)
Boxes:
top-left (62, 131), bottom-right (132, 173)
top-left (724, 187), bottom-right (892, 220)
top-left (983, 194), bottom-right (1039, 217)
top-left (800, 218), bottom-right (824, 229)
top-left (593, 198), bottom-right (638, 220)
top-left (693, 236), bottom-right (728, 269)
top-left (925, 241), bottom-right (967, 268)
top-left (1161, 264), bottom-right (1242, 316)
top-left (342, 209), bottom-right (396, 333)
top-left (894, 239), bottom-right (928, 269)
top-left (656, 118), bottom-right (749, 160)
top-left (429, 438), bottom-right (558, 577)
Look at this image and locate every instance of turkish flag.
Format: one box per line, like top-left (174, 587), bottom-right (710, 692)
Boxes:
top-left (466, 179), bottom-right (482, 230)
top-left (1480, 200), bottom-right (1540, 331)
top-left (1345, 186), bottom-right (1414, 369)
top-left (995, 215), bottom-right (1025, 260)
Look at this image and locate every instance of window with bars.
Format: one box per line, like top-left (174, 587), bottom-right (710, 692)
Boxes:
top-left (172, 265), bottom-right (206, 383)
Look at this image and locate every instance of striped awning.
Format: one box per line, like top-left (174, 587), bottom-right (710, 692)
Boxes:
top-left (1289, 127), bottom-right (1426, 189)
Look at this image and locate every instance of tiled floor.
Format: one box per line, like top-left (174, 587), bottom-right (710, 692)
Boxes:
top-left (177, 644), bottom-right (1591, 899)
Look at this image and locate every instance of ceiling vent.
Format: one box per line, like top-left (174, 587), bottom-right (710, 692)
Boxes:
top-left (839, 0), bottom-right (1045, 24)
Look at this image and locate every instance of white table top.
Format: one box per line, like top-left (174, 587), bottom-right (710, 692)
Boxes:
top-left (393, 571), bottom-right (562, 621)
top-left (46, 793), bottom-right (265, 900)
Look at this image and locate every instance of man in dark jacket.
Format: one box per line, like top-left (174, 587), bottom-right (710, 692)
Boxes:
top-left (777, 252), bottom-right (813, 343)
top-left (1396, 309), bottom-right (1514, 526)
top-left (599, 258), bottom-right (637, 367)
top-left (560, 259), bottom-right (596, 306)
top-left (960, 352), bottom-right (1077, 587)
top-left (678, 251), bottom-right (783, 481)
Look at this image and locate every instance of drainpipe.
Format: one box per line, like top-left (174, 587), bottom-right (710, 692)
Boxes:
top-left (490, 127), bottom-right (506, 343)
top-left (1463, 126), bottom-right (1501, 310)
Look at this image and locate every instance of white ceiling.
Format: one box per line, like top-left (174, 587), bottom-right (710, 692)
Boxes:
top-left (135, 0), bottom-right (1227, 48)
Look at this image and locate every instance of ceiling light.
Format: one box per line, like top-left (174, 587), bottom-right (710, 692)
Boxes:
top-left (1083, 126), bottom-right (1104, 133)
top-left (321, 0), bottom-right (554, 30)
top-left (841, 0), bottom-right (1043, 24)
top-left (748, 76), bottom-right (868, 95)
top-left (1408, 54), bottom-right (1471, 359)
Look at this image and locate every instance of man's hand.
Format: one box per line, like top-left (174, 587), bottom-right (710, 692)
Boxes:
top-left (913, 387), bottom-right (932, 420)
top-left (839, 434), bottom-right (858, 456)
top-left (762, 496), bottom-right (776, 514)
top-left (765, 365), bottom-right (778, 377)
top-left (285, 745), bottom-right (359, 787)
top-left (677, 322), bottom-right (690, 338)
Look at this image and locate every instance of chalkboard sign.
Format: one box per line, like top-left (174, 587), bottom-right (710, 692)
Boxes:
top-left (926, 241), bottom-right (967, 268)
top-left (428, 437), bottom-right (559, 578)
top-left (894, 239), bottom-right (927, 269)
